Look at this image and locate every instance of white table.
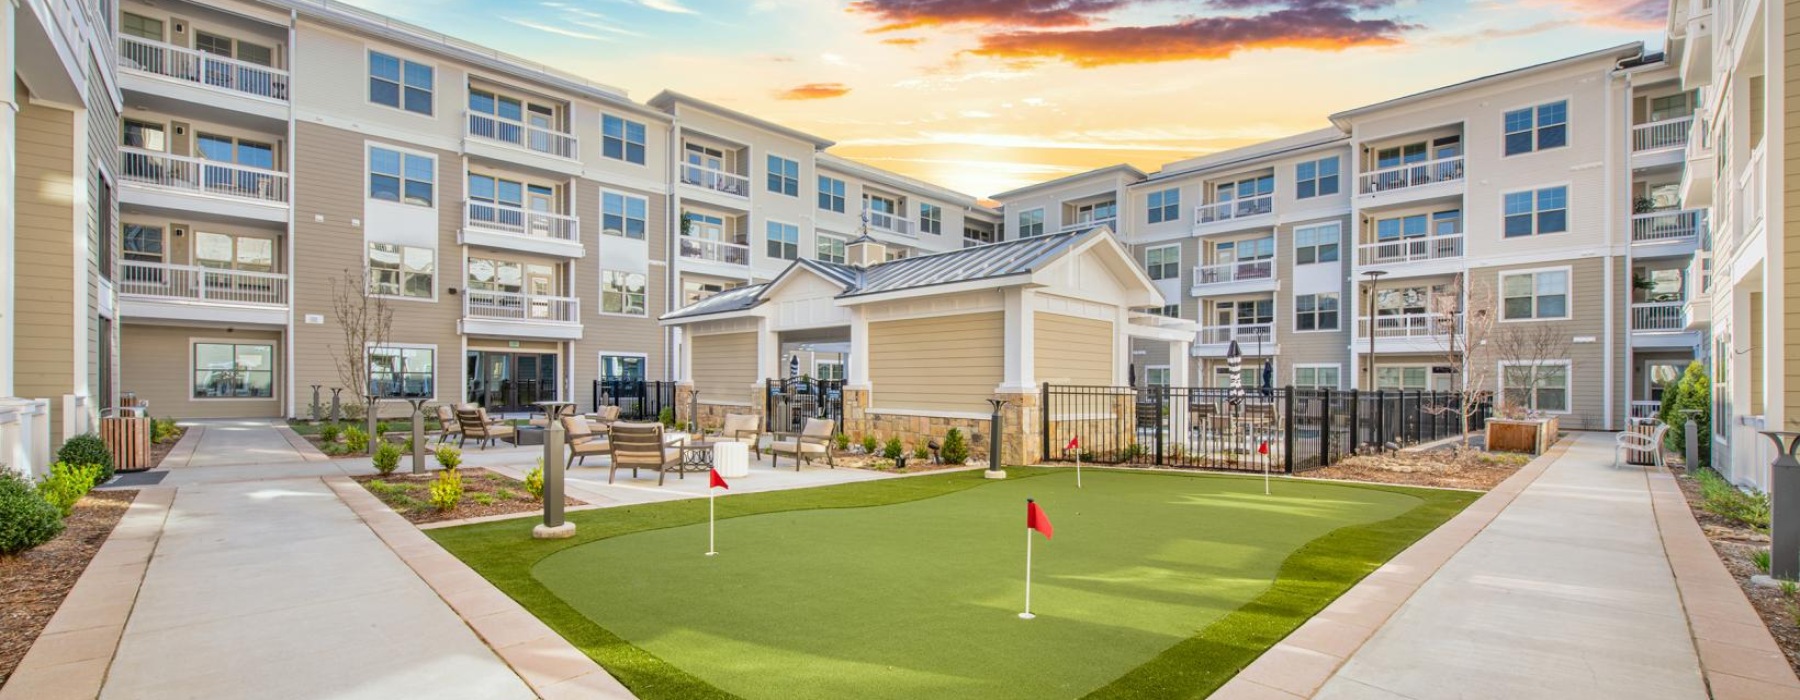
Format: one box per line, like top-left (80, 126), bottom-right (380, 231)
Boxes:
top-left (713, 441), bottom-right (750, 478)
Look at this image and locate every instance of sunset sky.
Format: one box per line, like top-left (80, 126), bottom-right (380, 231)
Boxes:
top-left (347, 0), bottom-right (1667, 198)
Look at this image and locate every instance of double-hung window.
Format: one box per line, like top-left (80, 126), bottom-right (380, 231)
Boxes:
top-left (601, 115), bottom-right (647, 164)
top-left (816, 234), bottom-right (847, 264)
top-left (1503, 186), bottom-right (1568, 237)
top-left (601, 271), bottom-right (648, 316)
top-left (1295, 157), bottom-right (1339, 198)
top-left (818, 176), bottom-right (846, 212)
top-left (1145, 245), bottom-right (1179, 280)
top-left (1504, 100), bottom-right (1568, 155)
top-left (920, 203), bottom-right (943, 234)
top-left (368, 346), bottom-right (434, 399)
top-left (766, 221), bottom-right (799, 260)
top-left (1018, 208), bottom-right (1044, 237)
top-left (367, 243), bottom-right (435, 299)
top-left (1294, 222), bottom-right (1339, 265)
top-left (368, 51), bottom-right (432, 116)
top-left (1501, 269), bottom-right (1569, 320)
top-left (369, 146), bottom-right (434, 207)
top-left (1147, 188), bottom-right (1180, 223)
top-left (1295, 293), bottom-right (1339, 331)
top-left (1294, 365), bottom-right (1340, 390)
top-left (602, 192), bottom-right (648, 239)
top-left (193, 343), bottom-right (274, 399)
top-left (766, 155), bottom-right (799, 196)
top-left (1501, 362), bottom-right (1570, 414)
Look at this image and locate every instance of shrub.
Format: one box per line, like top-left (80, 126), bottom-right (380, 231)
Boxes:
top-left (1694, 467), bottom-right (1771, 531)
top-left (496, 487), bottom-right (519, 501)
top-left (860, 435), bottom-right (879, 454)
top-left (524, 462), bottom-right (545, 500)
top-left (39, 462), bottom-right (102, 517)
top-left (56, 434), bottom-right (114, 482)
top-left (1753, 548), bottom-right (1772, 574)
top-left (342, 402), bottom-right (366, 421)
top-left (342, 426), bottom-right (370, 454)
top-left (1658, 361), bottom-right (1712, 468)
top-left (658, 406), bottom-right (676, 428)
top-left (940, 428), bottom-right (969, 465)
top-left (833, 432), bottom-right (850, 451)
top-left (913, 445), bottom-right (930, 460)
top-left (471, 492), bottom-right (495, 506)
top-left (1118, 443), bottom-right (1145, 461)
top-left (434, 444), bottom-right (463, 471)
top-left (318, 423), bottom-right (342, 444)
top-left (882, 437), bottom-right (904, 460)
top-left (371, 442), bottom-right (402, 476)
top-left (321, 442), bottom-right (349, 457)
top-left (428, 469), bottom-right (464, 512)
top-left (151, 417), bottom-right (182, 444)
top-left (0, 472), bottom-right (64, 554)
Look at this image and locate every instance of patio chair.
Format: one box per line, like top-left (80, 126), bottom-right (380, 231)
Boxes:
top-left (606, 421), bottom-right (683, 485)
top-left (714, 413), bottom-right (763, 456)
top-left (1614, 421), bottom-right (1670, 468)
top-left (457, 408), bottom-right (516, 449)
top-left (530, 403), bottom-right (577, 429)
top-left (585, 405), bottom-right (621, 433)
top-left (434, 405), bottom-right (461, 444)
top-left (767, 418), bottom-right (835, 471)
top-left (561, 416), bottom-right (610, 467)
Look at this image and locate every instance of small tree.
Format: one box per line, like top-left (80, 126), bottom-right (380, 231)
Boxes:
top-left (1422, 276), bottom-right (1497, 448)
top-left (330, 268), bottom-right (393, 441)
top-left (1489, 322), bottom-right (1574, 420)
top-left (1658, 361), bottom-right (1711, 468)
top-left (940, 428), bottom-right (969, 465)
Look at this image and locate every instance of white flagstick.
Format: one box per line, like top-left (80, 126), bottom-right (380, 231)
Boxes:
top-left (1263, 449), bottom-right (1270, 496)
top-left (1075, 448), bottom-right (1082, 488)
top-left (706, 486), bottom-right (717, 556)
top-left (1019, 526), bottom-right (1035, 619)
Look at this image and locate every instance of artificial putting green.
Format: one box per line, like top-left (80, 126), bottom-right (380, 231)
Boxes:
top-left (429, 468), bottom-right (1475, 700)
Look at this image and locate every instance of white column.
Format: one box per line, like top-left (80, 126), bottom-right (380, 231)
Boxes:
top-left (1169, 339), bottom-right (1191, 439)
top-left (0, 1), bottom-right (15, 400)
top-left (1000, 288), bottom-right (1035, 392)
top-left (847, 307), bottom-right (870, 389)
top-left (756, 316), bottom-right (779, 394)
top-left (675, 327), bottom-right (693, 385)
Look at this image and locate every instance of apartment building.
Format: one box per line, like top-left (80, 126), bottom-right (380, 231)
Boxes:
top-left (2, 0), bottom-right (121, 476)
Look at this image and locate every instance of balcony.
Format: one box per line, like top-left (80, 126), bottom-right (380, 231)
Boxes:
top-left (118, 261), bottom-right (288, 325)
top-left (461, 200), bottom-right (584, 258)
top-left (1632, 116), bottom-right (1693, 155)
top-left (1057, 217), bottom-right (1115, 234)
top-left (866, 209), bottom-right (916, 237)
top-left (1191, 324), bottom-right (1277, 357)
top-left (1193, 194), bottom-right (1273, 234)
top-left (116, 36), bottom-right (289, 120)
top-left (1355, 312), bottom-right (1461, 355)
top-left (1630, 209), bottom-right (1705, 257)
top-left (119, 147), bottom-right (288, 221)
top-left (1629, 400), bottom-right (1661, 420)
top-left (461, 289), bottom-right (582, 340)
top-left (1631, 301), bottom-right (1686, 332)
top-left (465, 112), bottom-right (578, 164)
top-left (679, 163), bottom-right (751, 199)
top-left (1359, 235), bottom-right (1464, 267)
top-left (1356, 155), bottom-right (1465, 203)
top-left (1189, 258), bottom-right (1276, 296)
top-left (679, 237), bottom-right (751, 266)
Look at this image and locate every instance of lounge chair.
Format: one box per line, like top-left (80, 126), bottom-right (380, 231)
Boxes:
top-left (457, 408), bottom-right (516, 449)
top-left (435, 405), bottom-right (461, 444)
top-left (585, 405), bottom-right (621, 433)
top-left (562, 416), bottom-right (609, 467)
top-left (606, 421), bottom-right (683, 485)
top-left (715, 413), bottom-right (762, 455)
top-left (767, 418), bottom-right (834, 471)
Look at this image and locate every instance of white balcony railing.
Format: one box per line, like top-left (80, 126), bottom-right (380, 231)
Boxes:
top-left (1358, 312), bottom-right (1461, 339)
top-left (1631, 209), bottom-right (1705, 244)
top-left (1359, 235), bottom-right (1464, 265)
top-left (1195, 194), bottom-right (1273, 225)
top-left (1631, 301), bottom-right (1686, 331)
top-left (1191, 259), bottom-right (1275, 288)
top-left (465, 112), bottom-right (578, 160)
top-left (1631, 116), bottom-right (1694, 153)
top-left (679, 237), bottom-right (750, 265)
top-left (118, 35), bottom-right (289, 101)
top-left (1629, 400), bottom-right (1663, 420)
top-left (463, 289), bottom-right (579, 323)
top-left (119, 261), bottom-right (288, 306)
top-left (1197, 324), bottom-right (1274, 346)
top-left (1743, 144), bottom-right (1767, 229)
top-left (1358, 155), bottom-right (1465, 195)
top-left (865, 209), bottom-right (916, 236)
top-left (464, 200), bottom-right (579, 241)
top-left (120, 147), bottom-right (288, 204)
top-left (1057, 217), bottom-right (1116, 233)
top-left (680, 163), bottom-right (751, 197)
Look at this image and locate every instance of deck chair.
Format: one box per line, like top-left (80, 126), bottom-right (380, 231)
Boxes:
top-left (606, 421), bottom-right (682, 485)
top-left (434, 405), bottom-right (461, 444)
top-left (562, 416), bottom-right (610, 467)
top-left (530, 403), bottom-right (576, 428)
top-left (585, 405), bottom-right (621, 433)
top-left (1614, 421), bottom-right (1670, 468)
top-left (716, 413), bottom-right (763, 456)
top-left (457, 408), bottom-right (515, 449)
top-left (767, 418), bottom-right (835, 471)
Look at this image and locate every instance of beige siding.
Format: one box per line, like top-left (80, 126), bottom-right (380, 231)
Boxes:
top-left (869, 312), bottom-right (1003, 413)
top-left (691, 332), bottom-right (757, 405)
top-left (89, 64), bottom-right (119, 410)
top-left (1750, 292), bottom-right (1765, 415)
top-left (1786, 0), bottom-right (1800, 428)
top-left (1278, 214), bottom-right (1353, 386)
top-left (15, 91), bottom-right (78, 440)
top-left (1033, 313), bottom-right (1112, 386)
top-left (1467, 256), bottom-right (1615, 429)
top-left (572, 177), bottom-right (670, 408)
top-left (121, 326), bottom-right (283, 418)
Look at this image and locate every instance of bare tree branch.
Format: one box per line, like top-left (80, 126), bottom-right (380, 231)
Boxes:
top-left (1422, 274), bottom-right (1496, 447)
top-left (329, 268), bottom-right (393, 413)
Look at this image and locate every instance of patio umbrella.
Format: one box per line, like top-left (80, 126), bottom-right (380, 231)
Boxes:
top-left (1128, 362), bottom-right (1137, 387)
top-left (1226, 340), bottom-right (1243, 408)
top-left (789, 355), bottom-right (800, 379)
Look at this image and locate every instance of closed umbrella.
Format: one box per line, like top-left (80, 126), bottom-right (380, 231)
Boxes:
top-left (1226, 340), bottom-right (1243, 408)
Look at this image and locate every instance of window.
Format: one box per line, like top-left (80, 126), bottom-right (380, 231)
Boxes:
top-left (1147, 188), bottom-right (1180, 223)
top-left (920, 203), bottom-right (943, 235)
top-left (1294, 222), bottom-right (1340, 265)
top-left (368, 346), bottom-right (434, 399)
top-left (1376, 366), bottom-right (1430, 390)
top-left (1295, 365), bottom-right (1340, 390)
top-left (194, 232), bottom-right (273, 273)
top-left (766, 155), bottom-right (799, 196)
top-left (815, 361), bottom-right (845, 381)
top-left (1295, 157), bottom-right (1339, 198)
top-left (1017, 208), bottom-right (1044, 237)
top-left (123, 224), bottom-right (163, 264)
top-left (121, 13), bottom-right (162, 40)
top-left (1145, 245), bottom-right (1179, 280)
top-left (1501, 269), bottom-right (1569, 320)
top-left (602, 192), bottom-right (648, 239)
top-left (1503, 187), bottom-right (1567, 237)
top-left (602, 270), bottom-right (647, 316)
top-left (1148, 304), bottom-right (1180, 318)
top-left (601, 115), bottom-right (647, 164)
top-left (817, 176), bottom-right (846, 212)
top-left (368, 50), bottom-right (432, 116)
top-left (1295, 293), bottom-right (1340, 331)
top-left (964, 226), bottom-right (996, 247)
top-left (367, 242), bottom-right (434, 298)
top-left (369, 146), bottom-right (433, 207)
top-left (1501, 362), bottom-right (1570, 414)
top-left (1146, 367), bottom-right (1170, 387)
top-left (192, 343), bottom-right (274, 399)
top-left (601, 355), bottom-right (645, 381)
top-left (816, 234), bottom-right (847, 264)
top-left (1214, 174), bottom-right (1275, 214)
top-left (766, 221), bottom-right (799, 260)
top-left (683, 280), bottom-right (741, 307)
top-left (1504, 100), bottom-right (1568, 156)
top-left (98, 178), bottom-right (114, 281)
top-left (1074, 200), bottom-right (1115, 225)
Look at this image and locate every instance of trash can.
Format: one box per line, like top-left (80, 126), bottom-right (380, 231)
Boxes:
top-left (101, 408), bottom-right (152, 472)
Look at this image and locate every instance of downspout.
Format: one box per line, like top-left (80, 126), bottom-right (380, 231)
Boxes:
top-left (665, 116), bottom-right (679, 382)
top-left (284, 8), bottom-right (299, 418)
top-left (1602, 66), bottom-right (1620, 430)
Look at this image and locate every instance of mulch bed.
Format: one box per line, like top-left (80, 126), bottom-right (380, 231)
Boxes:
top-left (352, 468), bottom-right (578, 526)
top-left (147, 429), bottom-right (185, 469)
top-left (1667, 462), bottom-right (1800, 675)
top-left (1297, 447), bottom-right (1532, 491)
top-left (830, 451), bottom-right (977, 474)
top-left (0, 490), bottom-right (137, 687)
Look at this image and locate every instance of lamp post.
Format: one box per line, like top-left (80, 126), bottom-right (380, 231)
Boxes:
top-left (1363, 269), bottom-right (1389, 390)
top-left (534, 400), bottom-right (578, 539)
top-left (1759, 431), bottom-right (1800, 580)
top-left (407, 398), bottom-right (428, 474)
top-left (310, 385), bottom-right (322, 422)
top-left (986, 398), bottom-right (1009, 480)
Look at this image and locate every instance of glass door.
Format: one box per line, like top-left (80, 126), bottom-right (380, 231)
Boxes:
top-left (526, 185), bottom-right (556, 237)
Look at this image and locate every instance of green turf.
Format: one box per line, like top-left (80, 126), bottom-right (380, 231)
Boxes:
top-left (428, 469), bottom-right (1475, 699)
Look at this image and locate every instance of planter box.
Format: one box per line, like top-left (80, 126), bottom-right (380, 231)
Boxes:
top-left (1486, 417), bottom-right (1559, 455)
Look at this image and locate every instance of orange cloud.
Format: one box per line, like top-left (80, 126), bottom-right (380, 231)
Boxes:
top-left (848, 0), bottom-right (1137, 32)
top-left (881, 36), bottom-right (927, 46)
top-left (776, 83), bottom-right (853, 100)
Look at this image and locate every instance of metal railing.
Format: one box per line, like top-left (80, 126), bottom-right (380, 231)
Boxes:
top-left (765, 377), bottom-right (846, 434)
top-left (1358, 312), bottom-right (1461, 339)
top-left (866, 209), bottom-right (917, 236)
top-left (465, 112), bottom-right (578, 160)
top-left (1197, 324), bottom-right (1274, 346)
top-left (120, 147), bottom-right (288, 204)
top-left (464, 200), bottom-right (579, 241)
top-left (119, 261), bottom-right (288, 306)
top-left (1359, 235), bottom-right (1464, 265)
top-left (1191, 258), bottom-right (1275, 288)
top-left (463, 289), bottom-right (579, 323)
top-left (593, 379), bottom-right (678, 421)
top-left (1630, 400), bottom-right (1662, 420)
top-left (679, 237), bottom-right (751, 265)
top-left (1057, 217), bottom-right (1116, 233)
top-left (1631, 301), bottom-right (1685, 331)
top-left (1631, 116), bottom-right (1693, 152)
top-left (1195, 194), bottom-right (1273, 224)
top-left (680, 163), bottom-right (751, 197)
top-left (1631, 209), bottom-right (1705, 244)
top-left (1358, 155), bottom-right (1465, 194)
top-left (118, 35), bottom-right (289, 101)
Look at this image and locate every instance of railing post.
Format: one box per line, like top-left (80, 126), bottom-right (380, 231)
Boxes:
top-left (1375, 389), bottom-right (1386, 451)
top-left (1283, 387), bottom-right (1295, 473)
top-left (1039, 383), bottom-right (1050, 464)
top-left (1320, 388), bottom-right (1333, 466)
top-left (1153, 386), bottom-right (1165, 466)
top-left (1348, 387), bottom-right (1360, 455)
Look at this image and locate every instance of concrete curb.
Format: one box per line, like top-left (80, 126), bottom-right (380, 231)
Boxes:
top-left (157, 426), bottom-right (204, 469)
top-left (0, 488), bottom-right (176, 700)
top-left (1208, 437), bottom-right (1574, 699)
top-left (273, 422), bottom-right (334, 462)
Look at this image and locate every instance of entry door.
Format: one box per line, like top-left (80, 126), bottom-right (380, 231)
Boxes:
top-left (526, 186), bottom-right (555, 237)
top-left (525, 265), bottom-right (555, 319)
top-left (481, 353), bottom-right (509, 409)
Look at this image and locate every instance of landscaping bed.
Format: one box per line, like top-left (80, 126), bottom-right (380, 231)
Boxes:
top-left (353, 468), bottom-right (577, 525)
top-left (147, 419), bottom-right (185, 469)
top-left (0, 490), bottom-right (137, 687)
top-left (1667, 462), bottom-right (1799, 674)
top-left (1299, 447), bottom-right (1532, 491)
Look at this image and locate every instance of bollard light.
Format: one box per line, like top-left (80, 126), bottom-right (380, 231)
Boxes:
top-left (534, 400), bottom-right (577, 539)
top-left (329, 387), bottom-right (343, 423)
top-left (985, 398), bottom-right (1008, 480)
top-left (310, 385), bottom-right (323, 422)
top-left (407, 399), bottom-right (428, 474)
top-left (1759, 431), bottom-right (1800, 580)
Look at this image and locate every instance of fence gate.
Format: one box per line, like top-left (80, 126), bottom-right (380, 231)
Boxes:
top-left (765, 377), bottom-right (845, 434)
top-left (592, 379), bottom-right (677, 421)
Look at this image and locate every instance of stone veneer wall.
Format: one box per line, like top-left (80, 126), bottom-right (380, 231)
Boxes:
top-left (676, 384), bottom-right (764, 433)
top-left (841, 388), bottom-right (1043, 465)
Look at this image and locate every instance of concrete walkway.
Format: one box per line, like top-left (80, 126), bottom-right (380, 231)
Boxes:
top-left (1313, 432), bottom-right (1708, 700)
top-left (162, 419), bottom-right (317, 468)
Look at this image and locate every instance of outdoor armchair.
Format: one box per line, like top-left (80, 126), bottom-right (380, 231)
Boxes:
top-left (561, 416), bottom-right (610, 467)
top-left (434, 405), bottom-right (461, 444)
top-left (714, 413), bottom-right (763, 455)
top-left (606, 421), bottom-right (683, 485)
top-left (456, 408), bottom-right (516, 449)
top-left (767, 418), bottom-right (835, 471)
top-left (585, 405), bottom-right (621, 433)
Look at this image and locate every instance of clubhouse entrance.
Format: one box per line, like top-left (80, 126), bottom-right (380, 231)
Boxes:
top-left (466, 350), bottom-right (558, 412)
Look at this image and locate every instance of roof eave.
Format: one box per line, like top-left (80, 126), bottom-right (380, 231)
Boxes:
top-left (1328, 42), bottom-right (1645, 127)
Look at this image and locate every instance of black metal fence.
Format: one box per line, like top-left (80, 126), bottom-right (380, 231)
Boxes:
top-left (765, 377), bottom-right (845, 434)
top-left (592, 379), bottom-right (678, 421)
top-left (1041, 385), bottom-right (1491, 473)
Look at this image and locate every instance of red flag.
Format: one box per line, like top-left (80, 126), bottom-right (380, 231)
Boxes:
top-left (709, 469), bottom-right (730, 490)
top-left (1026, 499), bottom-right (1053, 540)
top-left (1258, 440), bottom-right (1270, 455)
top-left (1065, 435), bottom-right (1079, 451)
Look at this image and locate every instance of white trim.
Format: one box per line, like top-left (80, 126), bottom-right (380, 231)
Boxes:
top-left (188, 338), bottom-right (280, 402)
top-left (365, 141), bottom-right (439, 210)
top-left (1293, 363), bottom-right (1343, 390)
top-left (1497, 96), bottom-right (1572, 160)
top-left (763, 216), bottom-right (801, 262)
top-left (599, 112), bottom-right (651, 167)
top-left (1291, 219), bottom-right (1342, 267)
top-left (1497, 265), bottom-right (1574, 322)
top-left (813, 358), bottom-right (844, 381)
top-left (598, 268), bottom-right (650, 318)
top-left (596, 186), bottom-right (650, 241)
top-left (1497, 359), bottom-right (1573, 415)
top-left (1496, 181), bottom-right (1572, 239)
top-left (366, 342), bottom-right (440, 403)
top-left (1144, 243), bottom-right (1180, 281)
top-left (364, 45), bottom-right (438, 119)
top-left (1017, 207), bottom-right (1046, 237)
top-left (1291, 291), bottom-right (1342, 333)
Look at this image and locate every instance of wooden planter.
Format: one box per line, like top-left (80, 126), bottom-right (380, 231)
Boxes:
top-left (1486, 417), bottom-right (1559, 455)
